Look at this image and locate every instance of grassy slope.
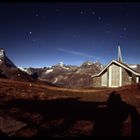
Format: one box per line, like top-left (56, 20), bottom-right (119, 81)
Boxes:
top-left (0, 78), bottom-right (140, 104)
top-left (0, 78), bottom-right (140, 137)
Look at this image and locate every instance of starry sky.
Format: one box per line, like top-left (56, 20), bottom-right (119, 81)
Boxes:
top-left (0, 2), bottom-right (140, 67)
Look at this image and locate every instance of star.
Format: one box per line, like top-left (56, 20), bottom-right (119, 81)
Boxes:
top-left (73, 34), bottom-right (77, 38)
top-left (56, 9), bottom-right (60, 12)
top-left (119, 35), bottom-right (123, 38)
top-left (106, 23), bottom-right (110, 26)
top-left (123, 27), bottom-right (127, 31)
top-left (125, 13), bottom-right (129, 17)
top-left (92, 11), bottom-right (95, 15)
top-left (32, 39), bottom-right (36, 43)
top-left (98, 16), bottom-right (101, 20)
top-left (80, 10), bottom-right (84, 15)
top-left (42, 15), bottom-right (46, 18)
top-left (35, 14), bottom-right (39, 17)
top-left (106, 30), bottom-right (110, 34)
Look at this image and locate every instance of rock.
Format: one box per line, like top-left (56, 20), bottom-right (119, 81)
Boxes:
top-left (0, 116), bottom-right (27, 136)
top-left (14, 127), bottom-right (38, 137)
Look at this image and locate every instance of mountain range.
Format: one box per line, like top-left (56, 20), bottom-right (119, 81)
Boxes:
top-left (0, 48), bottom-right (140, 88)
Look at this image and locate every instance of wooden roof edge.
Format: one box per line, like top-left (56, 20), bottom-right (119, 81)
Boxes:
top-left (91, 59), bottom-right (140, 78)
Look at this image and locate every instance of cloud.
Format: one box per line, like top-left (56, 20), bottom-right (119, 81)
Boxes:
top-left (57, 48), bottom-right (94, 58)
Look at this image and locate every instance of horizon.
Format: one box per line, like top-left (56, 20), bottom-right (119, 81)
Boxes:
top-left (5, 44), bottom-right (140, 68)
top-left (0, 3), bottom-right (140, 67)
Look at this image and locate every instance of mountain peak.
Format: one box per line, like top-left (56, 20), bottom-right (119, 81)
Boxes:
top-left (81, 61), bottom-right (94, 66)
top-left (0, 48), bottom-right (5, 58)
top-left (59, 61), bottom-right (64, 67)
top-left (0, 48), bottom-right (17, 68)
top-left (0, 48), bottom-right (35, 82)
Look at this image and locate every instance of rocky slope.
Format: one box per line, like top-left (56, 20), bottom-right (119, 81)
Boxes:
top-left (24, 61), bottom-right (103, 88)
top-left (0, 48), bottom-right (35, 82)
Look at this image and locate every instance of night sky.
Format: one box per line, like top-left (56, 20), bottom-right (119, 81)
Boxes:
top-left (0, 3), bottom-right (140, 67)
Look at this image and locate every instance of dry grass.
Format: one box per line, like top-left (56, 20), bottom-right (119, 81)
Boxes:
top-left (0, 79), bottom-right (140, 137)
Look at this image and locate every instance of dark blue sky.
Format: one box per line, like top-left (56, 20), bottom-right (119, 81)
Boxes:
top-left (0, 3), bottom-right (140, 67)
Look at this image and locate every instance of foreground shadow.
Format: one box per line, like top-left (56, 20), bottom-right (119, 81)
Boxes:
top-left (93, 92), bottom-right (140, 136)
top-left (2, 91), bottom-right (140, 136)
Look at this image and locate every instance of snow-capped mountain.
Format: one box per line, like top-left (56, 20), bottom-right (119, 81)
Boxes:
top-left (20, 60), bottom-right (140, 88)
top-left (22, 60), bottom-right (102, 88)
top-left (129, 64), bottom-right (137, 69)
top-left (76, 61), bottom-right (102, 75)
top-left (0, 48), bottom-right (17, 68)
top-left (128, 64), bottom-right (140, 73)
top-left (0, 48), bottom-right (35, 82)
top-left (45, 69), bottom-right (53, 74)
top-left (15, 61), bottom-right (103, 88)
top-left (18, 66), bottom-right (32, 75)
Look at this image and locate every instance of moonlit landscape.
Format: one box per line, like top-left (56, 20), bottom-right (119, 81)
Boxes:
top-left (0, 2), bottom-right (140, 137)
top-left (0, 3), bottom-right (140, 67)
